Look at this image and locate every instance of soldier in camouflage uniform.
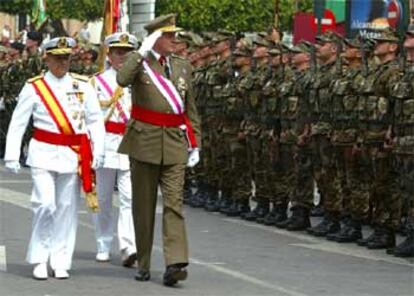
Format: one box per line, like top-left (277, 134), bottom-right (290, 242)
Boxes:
top-left (275, 42), bottom-right (314, 230)
top-left (357, 29), bottom-right (401, 250)
top-left (328, 37), bottom-right (373, 243)
top-left (386, 27), bottom-right (414, 257)
top-left (222, 43), bottom-right (253, 217)
top-left (241, 35), bottom-right (273, 222)
top-left (307, 32), bottom-right (342, 237)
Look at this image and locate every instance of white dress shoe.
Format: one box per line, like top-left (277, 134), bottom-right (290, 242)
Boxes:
top-left (32, 263), bottom-right (48, 280)
top-left (96, 252), bottom-right (110, 262)
top-left (54, 269), bottom-right (69, 279)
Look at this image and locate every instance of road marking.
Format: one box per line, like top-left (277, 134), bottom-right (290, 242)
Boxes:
top-left (0, 246), bottom-right (6, 271)
top-left (224, 218), bottom-right (414, 267)
top-left (0, 187), bottom-right (309, 296)
top-left (0, 180), bottom-right (32, 184)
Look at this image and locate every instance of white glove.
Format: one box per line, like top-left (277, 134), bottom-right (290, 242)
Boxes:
top-left (5, 160), bottom-right (21, 174)
top-left (186, 149), bottom-right (200, 168)
top-left (138, 31), bottom-right (163, 57)
top-left (92, 155), bottom-right (104, 170)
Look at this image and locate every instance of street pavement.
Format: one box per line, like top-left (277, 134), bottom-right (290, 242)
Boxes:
top-left (0, 163), bottom-right (413, 296)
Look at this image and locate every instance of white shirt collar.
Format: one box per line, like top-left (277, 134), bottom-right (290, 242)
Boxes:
top-left (45, 71), bottom-right (70, 84)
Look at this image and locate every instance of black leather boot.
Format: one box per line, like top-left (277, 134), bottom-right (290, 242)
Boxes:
top-left (243, 201), bottom-right (269, 222)
top-left (285, 207), bottom-right (311, 231)
top-left (392, 231), bottom-right (414, 257)
top-left (334, 219), bottom-right (363, 243)
top-left (366, 228), bottom-right (396, 249)
top-left (307, 214), bottom-right (340, 237)
top-left (204, 188), bottom-right (220, 212)
top-left (357, 228), bottom-right (380, 246)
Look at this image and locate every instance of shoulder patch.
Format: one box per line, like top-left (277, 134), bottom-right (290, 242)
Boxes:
top-left (27, 74), bottom-right (44, 83)
top-left (70, 73), bottom-right (89, 82)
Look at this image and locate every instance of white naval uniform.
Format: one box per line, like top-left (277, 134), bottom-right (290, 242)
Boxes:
top-left (4, 71), bottom-right (105, 270)
top-left (92, 67), bottom-right (136, 256)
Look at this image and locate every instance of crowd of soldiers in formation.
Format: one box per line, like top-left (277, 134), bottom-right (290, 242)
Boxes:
top-left (0, 27), bottom-right (413, 259)
top-left (174, 27), bottom-right (414, 258)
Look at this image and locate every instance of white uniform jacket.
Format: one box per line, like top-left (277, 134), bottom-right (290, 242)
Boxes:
top-left (93, 67), bottom-right (131, 170)
top-left (4, 71), bottom-right (105, 173)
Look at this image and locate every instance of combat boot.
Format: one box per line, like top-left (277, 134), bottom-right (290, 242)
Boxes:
top-left (310, 204), bottom-right (325, 217)
top-left (366, 228), bottom-right (395, 249)
top-left (357, 228), bottom-right (381, 246)
top-left (218, 196), bottom-right (233, 213)
top-left (242, 201), bottom-right (269, 222)
top-left (392, 231), bottom-right (414, 257)
top-left (334, 219), bottom-right (363, 243)
top-left (326, 217), bottom-right (350, 241)
top-left (204, 188), bottom-right (220, 212)
top-left (258, 203), bottom-right (278, 225)
top-left (189, 185), bottom-right (207, 208)
top-left (223, 200), bottom-right (239, 216)
top-left (307, 214), bottom-right (340, 237)
top-left (286, 207), bottom-right (311, 231)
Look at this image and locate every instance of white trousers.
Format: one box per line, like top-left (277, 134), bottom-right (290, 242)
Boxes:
top-left (26, 168), bottom-right (80, 270)
top-left (93, 168), bottom-right (135, 254)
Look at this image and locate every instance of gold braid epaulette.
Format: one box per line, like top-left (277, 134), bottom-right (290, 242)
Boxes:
top-left (27, 74), bottom-right (44, 83)
top-left (70, 73), bottom-right (89, 82)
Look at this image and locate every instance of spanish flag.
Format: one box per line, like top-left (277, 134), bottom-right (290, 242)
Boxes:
top-left (98, 0), bottom-right (121, 70)
top-left (32, 0), bottom-right (48, 31)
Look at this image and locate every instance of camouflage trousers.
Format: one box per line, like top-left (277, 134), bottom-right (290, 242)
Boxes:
top-left (291, 144), bottom-right (314, 209)
top-left (369, 147), bottom-right (401, 230)
top-left (311, 135), bottom-right (341, 218)
top-left (246, 134), bottom-right (268, 204)
top-left (268, 142), bottom-right (295, 208)
top-left (340, 145), bottom-right (372, 222)
top-left (230, 136), bottom-right (252, 202)
top-left (394, 153), bottom-right (413, 227)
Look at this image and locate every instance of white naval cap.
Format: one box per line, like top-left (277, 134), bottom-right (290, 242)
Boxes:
top-left (104, 32), bottom-right (138, 49)
top-left (41, 37), bottom-right (76, 55)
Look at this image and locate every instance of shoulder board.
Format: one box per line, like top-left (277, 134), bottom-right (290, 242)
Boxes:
top-left (70, 73), bottom-right (89, 82)
top-left (27, 74), bottom-right (44, 83)
top-left (93, 70), bottom-right (105, 77)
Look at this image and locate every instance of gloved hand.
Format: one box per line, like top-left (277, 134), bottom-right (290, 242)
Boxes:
top-left (92, 155), bottom-right (104, 170)
top-left (186, 149), bottom-right (200, 168)
top-left (138, 30), bottom-right (163, 57)
top-left (5, 160), bottom-right (21, 174)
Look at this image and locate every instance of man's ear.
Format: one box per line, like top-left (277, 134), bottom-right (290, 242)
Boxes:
top-left (389, 43), bottom-right (398, 53)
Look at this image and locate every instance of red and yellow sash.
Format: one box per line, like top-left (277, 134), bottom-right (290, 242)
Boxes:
top-left (31, 77), bottom-right (95, 195)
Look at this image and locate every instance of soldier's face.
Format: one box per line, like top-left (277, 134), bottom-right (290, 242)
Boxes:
top-left (291, 53), bottom-right (309, 66)
top-left (343, 47), bottom-right (360, 60)
top-left (317, 42), bottom-right (336, 61)
top-left (108, 47), bottom-right (132, 71)
top-left (153, 32), bottom-right (176, 56)
top-left (374, 41), bottom-right (391, 57)
top-left (234, 56), bottom-right (250, 67)
top-left (404, 35), bottom-right (414, 50)
top-left (173, 42), bottom-right (188, 55)
top-left (45, 54), bottom-right (71, 78)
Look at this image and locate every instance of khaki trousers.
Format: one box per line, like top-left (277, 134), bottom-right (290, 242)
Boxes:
top-left (130, 159), bottom-right (189, 271)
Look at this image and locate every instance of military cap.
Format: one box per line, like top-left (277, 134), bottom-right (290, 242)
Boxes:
top-left (289, 41), bottom-right (313, 54)
top-left (254, 35), bottom-right (272, 48)
top-left (343, 37), bottom-right (362, 48)
top-left (268, 48), bottom-right (281, 56)
top-left (233, 46), bottom-right (251, 57)
top-left (144, 13), bottom-right (182, 34)
top-left (213, 30), bottom-right (235, 43)
top-left (41, 37), bottom-right (76, 55)
top-left (406, 24), bottom-right (414, 36)
top-left (104, 32), bottom-right (138, 49)
top-left (278, 42), bottom-right (292, 54)
top-left (10, 41), bottom-right (25, 53)
top-left (372, 27), bottom-right (399, 43)
top-left (316, 30), bottom-right (339, 43)
top-left (27, 31), bottom-right (43, 43)
top-left (174, 31), bottom-right (194, 45)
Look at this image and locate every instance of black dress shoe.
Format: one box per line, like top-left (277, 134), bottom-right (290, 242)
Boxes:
top-left (163, 265), bottom-right (188, 287)
top-left (135, 270), bottom-right (150, 281)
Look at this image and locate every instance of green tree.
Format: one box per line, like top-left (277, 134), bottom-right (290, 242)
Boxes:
top-left (0, 0), bottom-right (104, 21)
top-left (156, 0), bottom-right (313, 32)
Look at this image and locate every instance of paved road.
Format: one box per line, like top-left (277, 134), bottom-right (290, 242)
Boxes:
top-left (0, 164), bottom-right (413, 296)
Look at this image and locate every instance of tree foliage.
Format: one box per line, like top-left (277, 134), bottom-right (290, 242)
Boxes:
top-left (156, 0), bottom-right (313, 32)
top-left (0, 0), bottom-right (104, 21)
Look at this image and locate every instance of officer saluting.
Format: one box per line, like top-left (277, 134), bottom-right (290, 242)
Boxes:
top-left (91, 32), bottom-right (138, 266)
top-left (117, 14), bottom-right (201, 286)
top-left (4, 37), bottom-right (105, 280)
